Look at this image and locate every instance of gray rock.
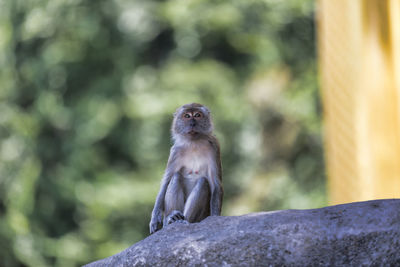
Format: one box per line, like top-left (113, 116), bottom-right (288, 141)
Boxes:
top-left (84, 199), bottom-right (400, 266)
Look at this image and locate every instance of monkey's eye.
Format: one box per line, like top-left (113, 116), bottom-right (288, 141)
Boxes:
top-left (184, 113), bottom-right (191, 118)
top-left (194, 112), bottom-right (202, 118)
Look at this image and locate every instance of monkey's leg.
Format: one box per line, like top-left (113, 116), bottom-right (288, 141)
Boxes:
top-left (164, 173), bottom-right (186, 226)
top-left (183, 177), bottom-right (211, 223)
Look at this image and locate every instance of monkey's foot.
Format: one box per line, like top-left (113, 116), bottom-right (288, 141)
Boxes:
top-left (166, 210), bottom-right (187, 225)
top-left (175, 219), bottom-right (189, 225)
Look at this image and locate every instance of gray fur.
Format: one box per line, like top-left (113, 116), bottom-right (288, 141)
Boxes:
top-left (149, 103), bottom-right (223, 234)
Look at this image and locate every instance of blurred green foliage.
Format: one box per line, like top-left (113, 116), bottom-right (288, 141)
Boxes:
top-left (0, 0), bottom-right (325, 266)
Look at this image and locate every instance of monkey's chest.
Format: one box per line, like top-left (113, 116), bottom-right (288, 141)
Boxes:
top-left (179, 149), bottom-right (213, 180)
top-left (181, 155), bottom-right (210, 179)
top-left (181, 154), bottom-right (211, 195)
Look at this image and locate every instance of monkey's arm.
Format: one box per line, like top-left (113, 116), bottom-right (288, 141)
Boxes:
top-left (149, 148), bottom-right (177, 234)
top-left (149, 177), bottom-right (170, 234)
top-left (210, 180), bottom-right (223, 216)
top-left (209, 136), bottom-right (223, 216)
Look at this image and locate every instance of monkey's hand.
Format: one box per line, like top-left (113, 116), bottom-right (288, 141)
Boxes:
top-left (149, 210), bottom-right (163, 234)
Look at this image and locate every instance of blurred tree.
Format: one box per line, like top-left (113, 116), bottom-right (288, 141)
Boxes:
top-left (0, 0), bottom-right (324, 266)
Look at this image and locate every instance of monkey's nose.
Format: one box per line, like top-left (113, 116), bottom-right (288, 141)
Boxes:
top-left (190, 119), bottom-right (196, 127)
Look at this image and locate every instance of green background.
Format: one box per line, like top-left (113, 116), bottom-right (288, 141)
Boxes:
top-left (0, 0), bottom-right (325, 266)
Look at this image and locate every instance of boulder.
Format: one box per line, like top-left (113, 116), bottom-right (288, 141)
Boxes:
top-left (85, 199), bottom-right (400, 266)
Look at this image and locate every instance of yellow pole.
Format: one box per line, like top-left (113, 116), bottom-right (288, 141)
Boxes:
top-left (318, 0), bottom-right (400, 204)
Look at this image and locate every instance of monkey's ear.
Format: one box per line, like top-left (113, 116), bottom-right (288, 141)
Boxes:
top-left (200, 106), bottom-right (210, 115)
top-left (173, 107), bottom-right (181, 117)
top-left (173, 108), bottom-right (181, 117)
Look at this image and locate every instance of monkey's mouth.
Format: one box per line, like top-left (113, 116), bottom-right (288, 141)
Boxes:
top-left (187, 130), bottom-right (198, 135)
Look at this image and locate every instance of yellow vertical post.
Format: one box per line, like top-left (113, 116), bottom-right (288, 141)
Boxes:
top-left (318, 0), bottom-right (400, 204)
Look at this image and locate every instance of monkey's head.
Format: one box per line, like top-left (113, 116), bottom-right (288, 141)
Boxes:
top-left (172, 103), bottom-right (213, 140)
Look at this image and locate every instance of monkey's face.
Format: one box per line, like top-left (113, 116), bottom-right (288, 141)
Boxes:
top-left (173, 104), bottom-right (213, 138)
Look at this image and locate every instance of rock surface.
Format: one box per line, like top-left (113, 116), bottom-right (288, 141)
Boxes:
top-left (85, 199), bottom-right (400, 266)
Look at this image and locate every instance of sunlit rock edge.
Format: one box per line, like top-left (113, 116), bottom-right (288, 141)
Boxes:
top-left (85, 199), bottom-right (400, 267)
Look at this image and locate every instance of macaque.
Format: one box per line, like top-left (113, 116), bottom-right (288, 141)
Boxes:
top-left (149, 103), bottom-right (223, 234)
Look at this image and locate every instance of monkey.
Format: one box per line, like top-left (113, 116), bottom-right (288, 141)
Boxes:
top-left (149, 103), bottom-right (223, 234)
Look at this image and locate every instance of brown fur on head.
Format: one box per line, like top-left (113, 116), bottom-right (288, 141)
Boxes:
top-left (172, 103), bottom-right (213, 140)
